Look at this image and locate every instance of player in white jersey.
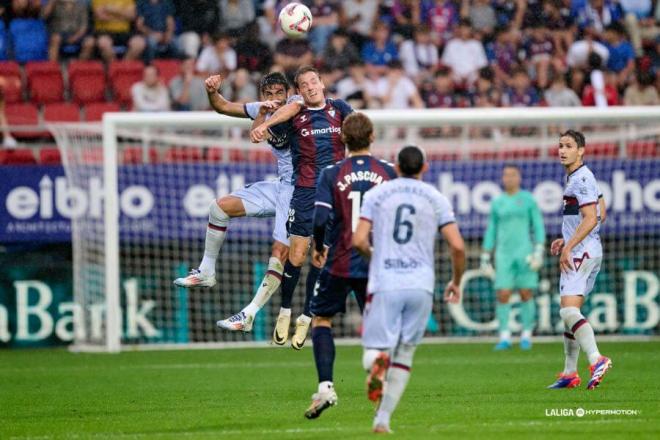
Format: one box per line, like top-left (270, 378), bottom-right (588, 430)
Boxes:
top-left (174, 72), bottom-right (301, 333)
top-left (353, 146), bottom-right (466, 433)
top-left (548, 130), bottom-right (612, 390)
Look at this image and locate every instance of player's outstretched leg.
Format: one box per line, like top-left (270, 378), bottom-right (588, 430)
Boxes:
top-left (305, 321), bottom-right (338, 419)
top-left (292, 265), bottom-right (320, 350)
top-left (273, 260), bottom-right (301, 344)
top-left (364, 350), bottom-right (390, 404)
top-left (174, 199), bottom-right (231, 288)
top-left (559, 306), bottom-right (611, 389)
top-left (519, 290), bottom-right (536, 350)
top-left (547, 328), bottom-right (581, 389)
top-left (494, 290), bottom-right (512, 350)
top-left (217, 256), bottom-right (285, 332)
top-left (372, 343), bottom-right (416, 434)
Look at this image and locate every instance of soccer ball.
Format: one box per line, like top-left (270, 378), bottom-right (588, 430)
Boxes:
top-left (278, 3), bottom-right (313, 38)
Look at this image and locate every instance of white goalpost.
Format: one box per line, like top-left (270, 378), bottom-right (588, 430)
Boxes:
top-left (50, 107), bottom-right (660, 353)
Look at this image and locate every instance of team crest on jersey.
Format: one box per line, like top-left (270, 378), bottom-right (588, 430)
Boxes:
top-left (328, 108), bottom-right (336, 118)
top-left (299, 114), bottom-right (307, 123)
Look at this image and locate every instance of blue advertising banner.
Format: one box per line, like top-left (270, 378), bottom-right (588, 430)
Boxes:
top-left (1, 160), bottom-right (658, 243)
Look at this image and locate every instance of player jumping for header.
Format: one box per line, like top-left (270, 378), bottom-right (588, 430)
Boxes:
top-left (174, 72), bottom-right (300, 333)
top-left (481, 164), bottom-right (546, 351)
top-left (304, 112), bottom-right (397, 419)
top-left (251, 66), bottom-right (354, 349)
top-left (547, 129), bottom-right (611, 390)
top-left (353, 145), bottom-right (466, 433)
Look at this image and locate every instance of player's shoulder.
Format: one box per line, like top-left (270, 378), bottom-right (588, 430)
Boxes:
top-left (570, 165), bottom-right (598, 186)
top-left (326, 98), bottom-right (354, 115)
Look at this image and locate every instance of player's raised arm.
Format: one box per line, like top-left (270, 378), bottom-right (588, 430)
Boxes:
top-left (251, 100), bottom-right (303, 143)
top-left (559, 203), bottom-right (598, 272)
top-left (205, 75), bottom-right (248, 118)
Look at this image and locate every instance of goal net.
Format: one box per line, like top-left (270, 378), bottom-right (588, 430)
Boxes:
top-left (50, 107), bottom-right (660, 352)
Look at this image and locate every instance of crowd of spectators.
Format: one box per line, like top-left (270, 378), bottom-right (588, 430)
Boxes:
top-left (1, 0), bottom-right (659, 116)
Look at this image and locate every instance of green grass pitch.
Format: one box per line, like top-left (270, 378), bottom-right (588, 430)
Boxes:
top-left (1, 341), bottom-right (658, 439)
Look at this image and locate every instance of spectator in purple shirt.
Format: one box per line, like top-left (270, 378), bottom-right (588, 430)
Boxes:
top-left (486, 25), bottom-right (520, 87)
top-left (502, 68), bottom-right (540, 107)
top-left (423, 66), bottom-right (457, 108)
top-left (523, 23), bottom-right (556, 88)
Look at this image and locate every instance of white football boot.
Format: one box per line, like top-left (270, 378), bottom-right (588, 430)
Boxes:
top-left (272, 310), bottom-right (291, 345)
top-left (291, 315), bottom-right (311, 350)
top-left (173, 269), bottom-right (217, 288)
top-left (304, 385), bottom-right (338, 419)
top-left (217, 311), bottom-right (254, 332)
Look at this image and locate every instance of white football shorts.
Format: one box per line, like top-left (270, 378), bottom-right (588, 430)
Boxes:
top-left (232, 180), bottom-right (294, 246)
top-left (362, 289), bottom-right (433, 349)
top-left (559, 253), bottom-right (602, 297)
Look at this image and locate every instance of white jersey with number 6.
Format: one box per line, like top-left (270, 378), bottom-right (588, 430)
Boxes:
top-left (359, 177), bottom-right (456, 294)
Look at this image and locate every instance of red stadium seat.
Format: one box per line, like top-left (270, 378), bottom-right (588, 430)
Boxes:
top-left (39, 147), bottom-right (62, 165)
top-left (122, 146), bottom-right (159, 164)
top-left (0, 61), bottom-right (24, 103)
top-left (25, 61), bottom-right (64, 104)
top-left (206, 147), bottom-right (246, 162)
top-left (152, 59), bottom-right (181, 85)
top-left (163, 147), bottom-right (202, 163)
top-left (5, 103), bottom-right (43, 139)
top-left (248, 149), bottom-right (273, 163)
top-left (43, 102), bottom-right (81, 123)
top-left (589, 142), bottom-right (619, 157)
top-left (82, 148), bottom-right (104, 164)
top-left (68, 60), bottom-right (106, 104)
top-left (626, 140), bottom-right (658, 158)
top-left (0, 148), bottom-right (37, 165)
top-left (109, 60), bottom-right (144, 105)
top-left (112, 75), bottom-right (141, 106)
top-left (0, 61), bottom-right (21, 77)
top-left (84, 102), bottom-right (121, 121)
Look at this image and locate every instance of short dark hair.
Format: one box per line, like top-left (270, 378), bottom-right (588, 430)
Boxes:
top-left (259, 72), bottom-right (290, 93)
top-left (503, 163), bottom-right (520, 172)
top-left (341, 112), bottom-right (373, 151)
top-left (560, 129), bottom-right (586, 148)
top-left (397, 145), bottom-right (426, 176)
top-left (294, 65), bottom-right (320, 87)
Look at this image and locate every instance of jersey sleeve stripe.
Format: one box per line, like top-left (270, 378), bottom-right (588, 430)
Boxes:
top-left (243, 103), bottom-right (253, 120)
top-left (438, 221), bottom-right (456, 230)
top-left (359, 216), bottom-right (372, 223)
top-left (314, 201), bottom-right (333, 209)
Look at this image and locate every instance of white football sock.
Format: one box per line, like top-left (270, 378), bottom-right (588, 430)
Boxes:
top-left (560, 307), bottom-right (601, 365)
top-left (278, 307), bottom-right (291, 316)
top-left (318, 380), bottom-right (333, 394)
top-left (376, 344), bottom-right (415, 426)
top-left (198, 201), bottom-right (230, 275)
top-left (499, 330), bottom-right (511, 342)
top-left (243, 257), bottom-right (284, 317)
top-left (521, 329), bottom-right (532, 340)
top-left (362, 349), bottom-right (383, 372)
top-left (562, 326), bottom-right (580, 374)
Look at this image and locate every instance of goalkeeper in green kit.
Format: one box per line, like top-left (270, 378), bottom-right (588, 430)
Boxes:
top-left (481, 165), bottom-right (546, 350)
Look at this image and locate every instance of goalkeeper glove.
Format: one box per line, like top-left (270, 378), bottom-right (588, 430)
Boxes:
top-left (526, 243), bottom-right (545, 272)
top-left (480, 252), bottom-right (495, 278)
